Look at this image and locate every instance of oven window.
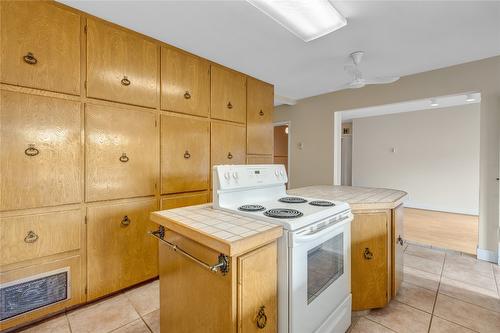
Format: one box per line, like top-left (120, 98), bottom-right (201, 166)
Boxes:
top-left (307, 233), bottom-right (344, 304)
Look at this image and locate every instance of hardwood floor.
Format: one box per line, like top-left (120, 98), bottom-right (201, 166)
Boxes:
top-left (404, 208), bottom-right (478, 255)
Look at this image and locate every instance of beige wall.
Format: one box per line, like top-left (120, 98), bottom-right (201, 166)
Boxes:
top-left (352, 104), bottom-right (480, 215)
top-left (274, 55), bottom-right (500, 253)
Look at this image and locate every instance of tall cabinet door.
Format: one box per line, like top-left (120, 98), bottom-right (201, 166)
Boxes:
top-left (87, 198), bottom-right (158, 300)
top-left (211, 122), bottom-right (246, 168)
top-left (161, 47), bottom-right (210, 117)
top-left (86, 18), bottom-right (158, 108)
top-left (0, 91), bottom-right (82, 211)
top-left (161, 115), bottom-right (210, 194)
top-left (247, 78), bottom-right (274, 155)
top-left (85, 104), bottom-right (157, 202)
top-left (0, 1), bottom-right (81, 95)
top-left (210, 66), bottom-right (246, 123)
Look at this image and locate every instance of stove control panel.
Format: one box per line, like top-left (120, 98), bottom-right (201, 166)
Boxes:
top-left (213, 164), bottom-right (287, 190)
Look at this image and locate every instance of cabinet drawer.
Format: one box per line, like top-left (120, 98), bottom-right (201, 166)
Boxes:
top-left (0, 209), bottom-right (82, 266)
top-left (0, 91), bottom-right (82, 211)
top-left (87, 198), bottom-right (158, 300)
top-left (85, 104), bottom-right (157, 202)
top-left (0, 1), bottom-right (80, 95)
top-left (161, 47), bottom-right (210, 117)
top-left (161, 192), bottom-right (208, 210)
top-left (247, 78), bottom-right (274, 155)
top-left (211, 66), bottom-right (246, 123)
top-left (211, 122), bottom-right (246, 169)
top-left (86, 18), bottom-right (158, 107)
top-left (0, 255), bottom-right (83, 331)
top-left (161, 115), bottom-right (209, 194)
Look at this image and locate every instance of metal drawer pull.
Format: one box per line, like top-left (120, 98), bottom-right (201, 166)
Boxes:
top-left (227, 152), bottom-right (233, 160)
top-left (121, 76), bottom-right (131, 86)
top-left (24, 144), bottom-right (39, 157)
top-left (397, 235), bottom-right (404, 246)
top-left (23, 52), bottom-right (37, 65)
top-left (184, 150), bottom-right (191, 159)
top-left (150, 227), bottom-right (230, 275)
top-left (363, 247), bottom-right (373, 260)
top-left (121, 215), bottom-right (131, 226)
top-left (119, 153), bottom-right (129, 162)
top-left (256, 306), bottom-right (267, 329)
top-left (259, 110), bottom-right (264, 116)
top-left (227, 101), bottom-right (233, 109)
top-left (24, 230), bottom-right (39, 243)
top-left (184, 91), bottom-right (191, 99)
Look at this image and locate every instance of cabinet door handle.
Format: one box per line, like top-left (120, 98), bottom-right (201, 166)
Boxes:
top-left (23, 52), bottom-right (37, 65)
top-left (121, 76), bottom-right (131, 86)
top-left (227, 152), bottom-right (233, 160)
top-left (397, 235), bottom-right (404, 246)
top-left (363, 247), bottom-right (373, 260)
top-left (227, 101), bottom-right (233, 109)
top-left (184, 150), bottom-right (191, 159)
top-left (121, 215), bottom-right (131, 226)
top-left (256, 305), bottom-right (267, 329)
top-left (259, 110), bottom-right (264, 116)
top-left (119, 153), bottom-right (129, 163)
top-left (24, 230), bottom-right (39, 243)
top-left (184, 91), bottom-right (191, 99)
top-left (24, 144), bottom-right (39, 157)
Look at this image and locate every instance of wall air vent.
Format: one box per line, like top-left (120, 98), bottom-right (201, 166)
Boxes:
top-left (0, 268), bottom-right (70, 321)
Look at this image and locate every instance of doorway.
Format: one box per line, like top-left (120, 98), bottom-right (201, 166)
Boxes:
top-left (273, 121), bottom-right (290, 188)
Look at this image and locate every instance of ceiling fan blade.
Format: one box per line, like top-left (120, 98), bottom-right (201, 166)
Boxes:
top-left (362, 76), bottom-right (400, 84)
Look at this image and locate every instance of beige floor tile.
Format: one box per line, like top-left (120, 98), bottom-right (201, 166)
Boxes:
top-left (366, 301), bottom-right (431, 333)
top-left (404, 253), bottom-right (443, 275)
top-left (125, 280), bottom-right (160, 316)
top-left (442, 255), bottom-right (496, 291)
top-left (350, 317), bottom-right (395, 333)
top-left (67, 294), bottom-right (140, 333)
top-left (439, 276), bottom-right (500, 313)
top-left (403, 266), bottom-right (441, 291)
top-left (405, 244), bottom-right (445, 263)
top-left (346, 316), bottom-right (360, 333)
top-left (429, 316), bottom-right (476, 332)
top-left (111, 319), bottom-right (150, 333)
top-left (445, 253), bottom-right (493, 276)
top-left (434, 293), bottom-right (500, 332)
top-left (395, 281), bottom-right (437, 313)
top-left (142, 309), bottom-right (160, 333)
top-left (19, 315), bottom-right (71, 333)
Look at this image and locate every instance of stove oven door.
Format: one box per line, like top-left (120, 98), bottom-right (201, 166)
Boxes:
top-left (289, 215), bottom-right (352, 333)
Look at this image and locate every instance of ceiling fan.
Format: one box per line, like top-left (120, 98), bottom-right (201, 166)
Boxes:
top-left (338, 51), bottom-right (399, 89)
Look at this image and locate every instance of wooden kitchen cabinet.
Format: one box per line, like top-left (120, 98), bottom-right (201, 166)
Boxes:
top-left (211, 66), bottom-right (247, 123)
top-left (0, 91), bottom-right (82, 211)
top-left (161, 115), bottom-right (210, 194)
top-left (247, 155), bottom-right (273, 164)
top-left (0, 1), bottom-right (81, 95)
top-left (86, 18), bottom-right (158, 108)
top-left (246, 78), bottom-right (274, 155)
top-left (161, 192), bottom-right (209, 210)
top-left (211, 122), bottom-right (246, 168)
top-left (86, 198), bottom-right (158, 300)
top-left (161, 47), bottom-right (210, 117)
top-left (85, 104), bottom-right (157, 202)
top-left (392, 204), bottom-right (404, 296)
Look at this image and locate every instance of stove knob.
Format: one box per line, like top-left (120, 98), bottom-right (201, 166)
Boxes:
top-left (224, 172), bottom-right (230, 180)
top-left (280, 170), bottom-right (285, 176)
top-left (275, 170), bottom-right (280, 177)
top-left (232, 172), bottom-right (239, 179)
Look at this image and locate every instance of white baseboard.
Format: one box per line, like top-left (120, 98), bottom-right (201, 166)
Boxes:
top-left (476, 247), bottom-right (498, 263)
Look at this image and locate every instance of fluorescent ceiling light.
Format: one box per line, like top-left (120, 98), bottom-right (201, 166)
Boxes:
top-left (247, 0), bottom-right (347, 42)
top-left (430, 98), bottom-right (439, 107)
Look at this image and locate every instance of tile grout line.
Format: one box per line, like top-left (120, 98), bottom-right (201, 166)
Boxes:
top-left (362, 316), bottom-right (399, 332)
top-left (139, 315), bottom-right (154, 333)
top-left (426, 250), bottom-right (446, 333)
top-left (431, 314), bottom-right (481, 333)
top-left (492, 264), bottom-right (500, 298)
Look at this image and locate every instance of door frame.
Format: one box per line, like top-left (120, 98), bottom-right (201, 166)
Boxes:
top-left (333, 112), bottom-right (343, 186)
top-left (273, 121), bottom-right (291, 188)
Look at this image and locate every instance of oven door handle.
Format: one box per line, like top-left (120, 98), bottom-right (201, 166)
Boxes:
top-left (292, 214), bottom-right (352, 244)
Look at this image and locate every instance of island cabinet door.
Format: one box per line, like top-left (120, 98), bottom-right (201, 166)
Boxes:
top-left (211, 122), bottom-right (246, 170)
top-left (351, 211), bottom-right (390, 310)
top-left (86, 18), bottom-right (158, 108)
top-left (246, 78), bottom-right (274, 155)
top-left (161, 115), bottom-right (210, 194)
top-left (392, 204), bottom-right (404, 297)
top-left (238, 242), bottom-right (277, 333)
top-left (0, 1), bottom-right (81, 95)
top-left (161, 47), bottom-right (210, 117)
top-left (0, 91), bottom-right (82, 211)
top-left (86, 198), bottom-right (158, 301)
top-left (210, 65), bottom-right (247, 124)
top-left (85, 104), bottom-right (157, 202)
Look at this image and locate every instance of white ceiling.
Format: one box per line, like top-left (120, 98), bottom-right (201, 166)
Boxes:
top-left (60, 0), bottom-right (500, 101)
top-left (341, 92), bottom-right (481, 122)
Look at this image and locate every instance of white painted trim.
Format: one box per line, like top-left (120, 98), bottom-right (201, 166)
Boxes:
top-left (333, 112), bottom-right (342, 185)
top-left (476, 247), bottom-right (498, 263)
top-left (273, 121), bottom-right (291, 189)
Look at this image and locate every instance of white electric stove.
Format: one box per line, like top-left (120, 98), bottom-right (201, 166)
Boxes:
top-left (213, 164), bottom-right (353, 333)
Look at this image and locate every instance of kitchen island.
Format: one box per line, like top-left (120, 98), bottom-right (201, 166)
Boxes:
top-left (289, 185), bottom-right (408, 310)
